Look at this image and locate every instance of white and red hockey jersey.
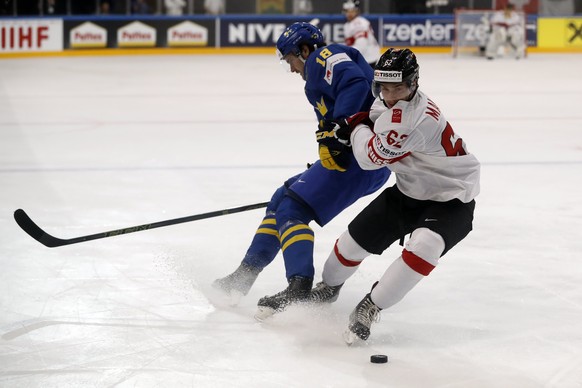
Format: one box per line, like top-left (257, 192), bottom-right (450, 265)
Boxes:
top-left (343, 16), bottom-right (380, 65)
top-left (351, 91), bottom-right (480, 203)
top-left (490, 10), bottom-right (523, 30)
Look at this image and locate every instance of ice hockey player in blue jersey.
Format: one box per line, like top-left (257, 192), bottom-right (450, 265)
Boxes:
top-left (212, 22), bottom-right (390, 318)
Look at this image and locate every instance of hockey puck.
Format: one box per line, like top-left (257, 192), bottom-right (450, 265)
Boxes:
top-left (370, 354), bottom-right (388, 364)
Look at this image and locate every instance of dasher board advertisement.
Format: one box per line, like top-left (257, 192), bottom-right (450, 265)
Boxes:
top-left (1, 19), bottom-right (63, 52)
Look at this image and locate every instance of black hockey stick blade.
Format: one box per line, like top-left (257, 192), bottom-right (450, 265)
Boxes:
top-left (14, 202), bottom-right (269, 248)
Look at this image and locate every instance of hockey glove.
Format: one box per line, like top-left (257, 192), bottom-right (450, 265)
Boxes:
top-left (315, 112), bottom-right (373, 172)
top-left (318, 143), bottom-right (350, 172)
top-left (316, 118), bottom-right (352, 146)
top-left (316, 111), bottom-right (374, 146)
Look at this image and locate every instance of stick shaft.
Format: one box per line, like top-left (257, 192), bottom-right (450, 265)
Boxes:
top-left (14, 202), bottom-right (269, 248)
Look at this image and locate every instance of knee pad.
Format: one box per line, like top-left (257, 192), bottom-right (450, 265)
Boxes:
top-left (266, 184), bottom-right (288, 213)
top-left (266, 172), bottom-right (304, 212)
top-left (336, 230), bottom-right (370, 263)
top-left (275, 196), bottom-right (314, 227)
top-left (403, 228), bottom-right (445, 270)
top-left (509, 32), bottom-right (523, 47)
top-left (496, 28), bottom-right (507, 42)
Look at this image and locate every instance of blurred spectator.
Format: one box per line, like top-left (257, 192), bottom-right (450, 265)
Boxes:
top-left (46, 0), bottom-right (56, 14)
top-left (99, 0), bottom-right (113, 14)
top-left (131, 0), bottom-right (150, 14)
top-left (204, 0), bottom-right (225, 15)
top-left (292, 0), bottom-right (312, 15)
top-left (37, 0), bottom-right (66, 15)
top-left (165, 0), bottom-right (186, 15)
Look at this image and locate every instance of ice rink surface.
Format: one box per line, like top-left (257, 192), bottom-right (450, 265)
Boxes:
top-left (1, 51), bottom-right (582, 388)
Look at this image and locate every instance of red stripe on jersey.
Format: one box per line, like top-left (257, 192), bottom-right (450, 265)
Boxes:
top-left (425, 99), bottom-right (441, 121)
top-left (345, 31), bottom-right (368, 46)
top-left (402, 249), bottom-right (435, 276)
top-left (366, 137), bottom-right (391, 165)
top-left (366, 137), bottom-right (411, 165)
top-left (334, 240), bottom-right (361, 267)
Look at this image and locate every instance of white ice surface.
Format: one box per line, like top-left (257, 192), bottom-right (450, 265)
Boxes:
top-left (1, 53), bottom-right (582, 388)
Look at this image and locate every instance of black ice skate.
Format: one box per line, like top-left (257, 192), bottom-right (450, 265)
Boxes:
top-left (344, 292), bottom-right (382, 345)
top-left (254, 276), bottom-right (313, 321)
top-left (308, 281), bottom-right (344, 303)
top-left (212, 262), bottom-right (262, 305)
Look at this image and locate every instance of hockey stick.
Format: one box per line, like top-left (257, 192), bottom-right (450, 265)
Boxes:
top-left (14, 202), bottom-right (269, 248)
top-left (308, 18), bottom-right (320, 27)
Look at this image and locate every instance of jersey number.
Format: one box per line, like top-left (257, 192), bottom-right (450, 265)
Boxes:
top-left (315, 48), bottom-right (332, 67)
top-left (387, 130), bottom-right (407, 148)
top-left (441, 122), bottom-right (467, 156)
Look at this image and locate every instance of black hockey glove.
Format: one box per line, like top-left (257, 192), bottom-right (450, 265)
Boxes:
top-left (316, 111), bottom-right (374, 147)
top-left (316, 118), bottom-right (352, 146)
top-left (315, 112), bottom-right (374, 172)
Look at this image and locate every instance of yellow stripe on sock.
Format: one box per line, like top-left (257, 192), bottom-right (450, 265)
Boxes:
top-left (261, 219), bottom-right (277, 227)
top-left (281, 234), bottom-right (315, 252)
top-left (279, 224), bottom-right (312, 241)
top-left (256, 228), bottom-right (279, 236)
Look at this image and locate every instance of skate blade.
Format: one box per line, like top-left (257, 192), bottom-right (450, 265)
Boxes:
top-left (254, 306), bottom-right (276, 322)
top-left (343, 329), bottom-right (359, 346)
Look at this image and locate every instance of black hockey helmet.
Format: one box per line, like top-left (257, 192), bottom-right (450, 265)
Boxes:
top-left (372, 48), bottom-right (420, 98)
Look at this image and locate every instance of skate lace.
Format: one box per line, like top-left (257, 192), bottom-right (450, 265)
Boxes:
top-left (312, 282), bottom-right (332, 298)
top-left (357, 297), bottom-right (381, 326)
top-left (310, 282), bottom-right (341, 302)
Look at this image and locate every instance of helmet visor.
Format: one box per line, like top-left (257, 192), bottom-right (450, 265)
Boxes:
top-left (372, 70), bottom-right (403, 98)
top-left (276, 48), bottom-right (285, 61)
top-left (276, 48), bottom-right (290, 72)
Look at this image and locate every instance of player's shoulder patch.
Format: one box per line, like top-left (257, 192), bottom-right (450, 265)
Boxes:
top-left (391, 108), bottom-right (402, 123)
top-left (324, 52), bottom-right (352, 85)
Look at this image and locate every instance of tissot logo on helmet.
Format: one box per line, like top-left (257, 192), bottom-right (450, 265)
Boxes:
top-left (371, 48), bottom-right (420, 99)
top-left (374, 70), bottom-right (402, 82)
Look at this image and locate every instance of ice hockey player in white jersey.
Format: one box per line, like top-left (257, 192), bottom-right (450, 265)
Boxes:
top-left (164, 0), bottom-right (186, 15)
top-left (342, 0), bottom-right (380, 67)
top-left (485, 3), bottom-right (526, 59)
top-left (313, 48), bottom-right (480, 344)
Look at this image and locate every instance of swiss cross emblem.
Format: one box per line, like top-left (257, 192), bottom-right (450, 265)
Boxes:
top-left (392, 109), bottom-right (402, 123)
